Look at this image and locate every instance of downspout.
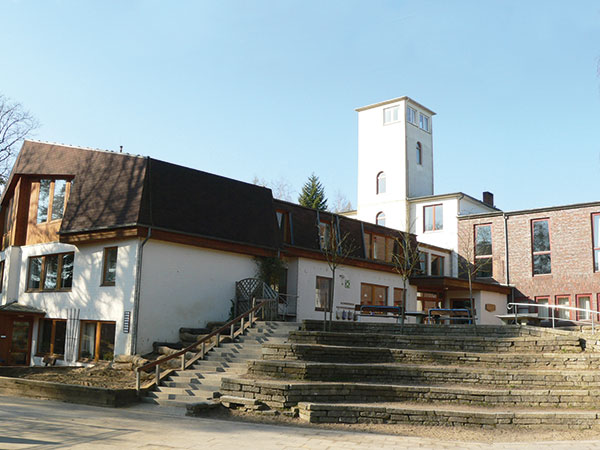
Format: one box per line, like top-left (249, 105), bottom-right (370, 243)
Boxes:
top-left (456, 193), bottom-right (464, 278)
top-left (503, 213), bottom-right (513, 309)
top-left (131, 226), bottom-right (151, 355)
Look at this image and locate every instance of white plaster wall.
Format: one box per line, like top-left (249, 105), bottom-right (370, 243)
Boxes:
top-left (135, 240), bottom-right (257, 354)
top-left (459, 197), bottom-right (496, 216)
top-left (293, 257), bottom-right (418, 323)
top-left (405, 101), bottom-right (434, 199)
top-left (445, 289), bottom-right (506, 325)
top-left (12, 240), bottom-right (140, 357)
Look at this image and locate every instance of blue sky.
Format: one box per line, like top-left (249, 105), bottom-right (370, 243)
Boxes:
top-left (2, 0), bottom-right (599, 211)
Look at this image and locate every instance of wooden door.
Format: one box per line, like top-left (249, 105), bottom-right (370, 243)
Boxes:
top-left (0, 315), bottom-right (9, 365)
top-left (0, 317), bottom-right (33, 366)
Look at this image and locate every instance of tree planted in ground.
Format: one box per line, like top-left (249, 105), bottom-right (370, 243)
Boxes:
top-left (298, 173), bottom-right (327, 211)
top-left (318, 214), bottom-right (356, 331)
top-left (391, 231), bottom-right (422, 331)
top-left (0, 94), bottom-right (39, 184)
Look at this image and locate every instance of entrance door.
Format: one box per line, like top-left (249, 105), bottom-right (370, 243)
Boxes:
top-left (0, 317), bottom-right (33, 366)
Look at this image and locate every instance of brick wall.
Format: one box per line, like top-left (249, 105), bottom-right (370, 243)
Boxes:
top-left (459, 204), bottom-right (600, 310)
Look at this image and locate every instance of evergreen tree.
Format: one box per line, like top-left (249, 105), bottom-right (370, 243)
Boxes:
top-left (298, 174), bottom-right (327, 211)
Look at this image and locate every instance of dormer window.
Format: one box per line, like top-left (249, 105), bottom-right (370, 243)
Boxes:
top-left (37, 179), bottom-right (69, 224)
top-left (376, 172), bottom-right (386, 194)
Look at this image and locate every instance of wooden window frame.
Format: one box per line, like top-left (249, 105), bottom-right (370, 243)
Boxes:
top-left (363, 231), bottom-right (395, 263)
top-left (0, 260), bottom-right (4, 293)
top-left (36, 179), bottom-right (69, 225)
top-left (78, 320), bottom-right (116, 362)
top-left (593, 213), bottom-right (600, 273)
top-left (36, 318), bottom-right (67, 357)
top-left (26, 252), bottom-right (74, 292)
top-left (474, 223), bottom-right (493, 278)
top-left (315, 276), bottom-right (332, 312)
top-left (360, 282), bottom-right (388, 307)
top-left (393, 287), bottom-right (404, 308)
top-left (275, 210), bottom-right (291, 243)
top-left (376, 172), bottom-right (386, 195)
top-left (430, 254), bottom-right (444, 276)
top-left (423, 204), bottom-right (443, 232)
top-left (101, 247), bottom-right (118, 286)
top-left (531, 218), bottom-right (551, 276)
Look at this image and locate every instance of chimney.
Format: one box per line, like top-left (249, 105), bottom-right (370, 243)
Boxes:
top-left (119, 145), bottom-right (123, 153)
top-left (482, 191), bottom-right (494, 207)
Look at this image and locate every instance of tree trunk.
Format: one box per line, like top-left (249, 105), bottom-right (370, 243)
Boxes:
top-left (328, 267), bottom-right (336, 331)
top-left (400, 278), bottom-right (407, 333)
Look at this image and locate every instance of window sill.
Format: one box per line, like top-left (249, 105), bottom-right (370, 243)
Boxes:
top-left (423, 229), bottom-right (444, 234)
top-left (26, 288), bottom-right (72, 293)
top-left (100, 283), bottom-right (116, 287)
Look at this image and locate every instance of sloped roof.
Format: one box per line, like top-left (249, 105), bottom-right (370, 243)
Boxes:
top-left (4, 141), bottom-right (280, 250)
top-left (0, 301), bottom-right (46, 315)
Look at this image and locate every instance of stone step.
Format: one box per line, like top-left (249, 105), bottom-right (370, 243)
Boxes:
top-left (142, 395), bottom-right (215, 407)
top-left (162, 380), bottom-right (222, 389)
top-left (247, 360), bottom-right (600, 387)
top-left (220, 377), bottom-right (600, 409)
top-left (288, 331), bottom-right (584, 353)
top-left (297, 401), bottom-right (600, 429)
top-left (262, 343), bottom-right (600, 368)
top-left (155, 384), bottom-right (221, 395)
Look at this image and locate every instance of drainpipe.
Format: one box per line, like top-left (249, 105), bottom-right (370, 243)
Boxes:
top-left (131, 226), bottom-right (151, 355)
top-left (503, 213), bottom-right (513, 310)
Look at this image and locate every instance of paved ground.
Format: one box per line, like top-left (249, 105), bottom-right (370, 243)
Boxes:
top-left (2, 396), bottom-right (600, 450)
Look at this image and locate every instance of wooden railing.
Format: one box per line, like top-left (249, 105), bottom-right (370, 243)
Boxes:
top-left (135, 298), bottom-right (274, 393)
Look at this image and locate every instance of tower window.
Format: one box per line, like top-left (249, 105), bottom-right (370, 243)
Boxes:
top-left (416, 142), bottom-right (422, 165)
top-left (376, 212), bottom-right (386, 227)
top-left (383, 106), bottom-right (400, 124)
top-left (406, 107), bottom-right (417, 124)
top-left (376, 172), bottom-right (386, 194)
top-left (419, 113), bottom-right (430, 132)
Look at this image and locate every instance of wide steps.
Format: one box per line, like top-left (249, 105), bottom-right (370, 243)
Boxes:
top-left (220, 377), bottom-right (600, 409)
top-left (297, 401), bottom-right (600, 429)
top-left (288, 331), bottom-right (583, 353)
top-left (247, 360), bottom-right (600, 387)
top-left (262, 343), bottom-right (600, 368)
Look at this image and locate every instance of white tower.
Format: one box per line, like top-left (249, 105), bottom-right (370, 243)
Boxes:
top-left (355, 97), bottom-right (435, 231)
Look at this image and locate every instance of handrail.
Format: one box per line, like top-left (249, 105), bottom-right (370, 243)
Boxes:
top-left (507, 302), bottom-right (597, 333)
top-left (135, 298), bottom-right (274, 392)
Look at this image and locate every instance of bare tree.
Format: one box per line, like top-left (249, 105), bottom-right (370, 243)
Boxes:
top-left (0, 95), bottom-right (39, 184)
top-left (391, 230), bottom-right (422, 331)
top-left (330, 189), bottom-right (353, 213)
top-left (318, 215), bottom-right (356, 331)
top-left (251, 175), bottom-right (294, 202)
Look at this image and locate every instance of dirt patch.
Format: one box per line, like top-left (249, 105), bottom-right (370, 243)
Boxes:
top-left (0, 363), bottom-right (137, 389)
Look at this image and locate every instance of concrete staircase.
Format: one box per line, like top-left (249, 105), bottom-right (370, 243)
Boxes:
top-left (142, 321), bottom-right (299, 407)
top-left (220, 320), bottom-right (600, 429)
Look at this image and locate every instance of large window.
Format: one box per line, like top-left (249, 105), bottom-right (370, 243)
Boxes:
top-left (532, 219), bottom-right (551, 275)
top-left (102, 247), bottom-right (118, 286)
top-left (431, 254), bottom-right (444, 276)
top-left (363, 232), bottom-right (395, 262)
top-left (475, 224), bottom-right (493, 278)
top-left (376, 172), bottom-right (386, 194)
top-left (27, 252), bottom-right (74, 291)
top-left (37, 179), bottom-right (69, 224)
top-left (360, 283), bottom-right (387, 306)
top-left (315, 276), bottom-right (332, 312)
top-left (38, 319), bottom-right (67, 356)
top-left (424, 204), bottom-right (443, 232)
top-left (593, 213), bottom-right (600, 272)
top-left (383, 106), bottom-right (400, 124)
top-left (79, 321), bottom-right (116, 361)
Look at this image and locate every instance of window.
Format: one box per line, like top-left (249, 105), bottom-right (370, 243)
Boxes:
top-left (416, 142), bottom-right (422, 165)
top-left (393, 288), bottom-right (404, 308)
top-left (576, 294), bottom-right (592, 321)
top-left (417, 252), bottom-right (427, 275)
top-left (532, 219), bottom-right (551, 275)
top-left (276, 210), bottom-right (291, 243)
top-left (406, 106), bottom-right (416, 124)
top-left (556, 295), bottom-right (571, 320)
top-left (363, 232), bottom-right (395, 262)
top-left (79, 321), bottom-right (116, 361)
top-left (475, 224), bottom-right (493, 278)
top-left (36, 179), bottom-right (69, 224)
top-left (383, 106), bottom-right (400, 124)
top-left (27, 252), bottom-right (74, 291)
top-left (361, 283), bottom-right (387, 306)
top-left (102, 247), bottom-right (118, 286)
top-left (419, 113), bottom-right (430, 132)
top-left (535, 296), bottom-right (550, 319)
top-left (431, 254), bottom-right (444, 276)
top-left (315, 276), bottom-right (332, 311)
top-left (376, 172), bottom-right (386, 194)
top-left (318, 221), bottom-right (331, 250)
top-left (376, 212), bottom-right (386, 227)
top-left (424, 204), bottom-right (443, 231)
top-left (38, 319), bottom-right (67, 356)
top-left (0, 260), bottom-right (4, 293)
top-left (593, 213), bottom-right (600, 272)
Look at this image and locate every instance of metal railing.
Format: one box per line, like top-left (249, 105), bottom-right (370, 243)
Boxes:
top-left (507, 302), bottom-right (598, 333)
top-left (135, 298), bottom-right (275, 393)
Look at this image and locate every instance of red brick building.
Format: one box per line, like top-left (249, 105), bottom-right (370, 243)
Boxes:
top-left (458, 202), bottom-right (600, 319)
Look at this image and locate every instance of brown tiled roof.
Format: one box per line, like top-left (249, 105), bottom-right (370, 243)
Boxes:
top-left (4, 141), bottom-right (280, 250)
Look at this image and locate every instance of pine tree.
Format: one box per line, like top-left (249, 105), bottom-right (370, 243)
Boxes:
top-left (298, 174), bottom-right (327, 211)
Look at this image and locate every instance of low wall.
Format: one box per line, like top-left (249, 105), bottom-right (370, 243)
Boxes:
top-left (0, 376), bottom-right (140, 407)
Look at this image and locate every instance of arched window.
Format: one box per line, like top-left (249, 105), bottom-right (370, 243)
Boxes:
top-left (416, 142), bottom-right (422, 165)
top-left (376, 172), bottom-right (386, 194)
top-left (376, 212), bottom-right (386, 227)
